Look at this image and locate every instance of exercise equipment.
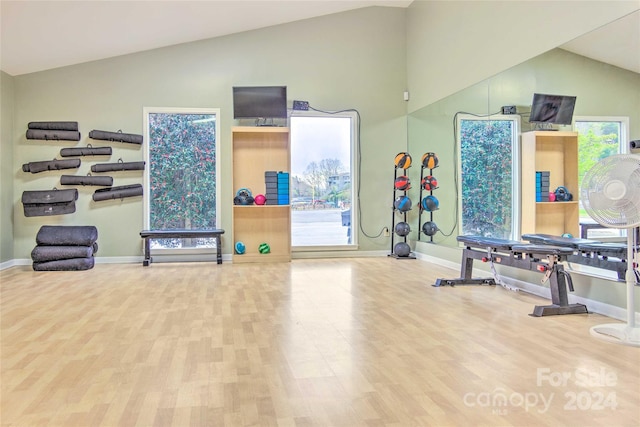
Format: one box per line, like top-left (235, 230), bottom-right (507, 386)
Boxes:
top-left (394, 222), bottom-right (411, 237)
top-left (89, 129), bottom-right (143, 145)
top-left (91, 160), bottom-right (145, 172)
top-left (254, 194), bottom-right (266, 205)
top-left (394, 176), bottom-right (411, 190)
top-left (394, 242), bottom-right (411, 257)
top-left (258, 243), bottom-right (270, 254)
top-left (26, 129), bottom-right (81, 141)
top-left (60, 145), bottom-right (112, 157)
top-left (21, 188), bottom-right (78, 217)
top-left (394, 152), bottom-right (412, 169)
top-left (393, 195), bottom-right (412, 212)
top-left (22, 158), bottom-right (81, 174)
top-left (554, 186), bottom-right (573, 201)
top-left (421, 152), bottom-right (439, 169)
top-left (434, 235), bottom-right (588, 317)
top-left (31, 225), bottom-right (98, 271)
top-left (235, 241), bottom-right (246, 254)
top-left (28, 121), bottom-right (78, 131)
top-left (422, 221), bottom-right (438, 236)
top-left (60, 174), bottom-right (113, 187)
top-left (92, 184), bottom-right (143, 201)
top-left (421, 195), bottom-right (439, 212)
top-left (421, 175), bottom-right (438, 191)
top-left (418, 152), bottom-right (439, 242)
top-left (234, 188), bottom-right (254, 205)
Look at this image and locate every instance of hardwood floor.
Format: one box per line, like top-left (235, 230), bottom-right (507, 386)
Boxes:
top-left (1, 258), bottom-right (639, 426)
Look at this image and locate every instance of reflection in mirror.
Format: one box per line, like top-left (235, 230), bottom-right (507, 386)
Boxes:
top-left (408, 15), bottom-right (640, 251)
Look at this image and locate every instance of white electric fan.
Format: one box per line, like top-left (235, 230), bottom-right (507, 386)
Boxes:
top-left (581, 153), bottom-right (640, 346)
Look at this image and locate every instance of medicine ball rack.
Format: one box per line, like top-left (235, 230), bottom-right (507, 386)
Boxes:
top-left (389, 154), bottom-right (415, 259)
top-left (418, 152), bottom-right (439, 242)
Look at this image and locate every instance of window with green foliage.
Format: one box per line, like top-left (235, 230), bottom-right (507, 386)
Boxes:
top-left (458, 116), bottom-right (519, 239)
top-left (574, 117), bottom-right (628, 237)
top-left (144, 109), bottom-right (220, 249)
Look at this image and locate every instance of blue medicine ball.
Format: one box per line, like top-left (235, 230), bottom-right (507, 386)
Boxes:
top-left (394, 195), bottom-right (412, 212)
top-left (421, 195), bottom-right (439, 212)
top-left (235, 241), bottom-right (246, 254)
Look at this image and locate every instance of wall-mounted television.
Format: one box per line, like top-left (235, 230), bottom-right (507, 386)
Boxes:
top-left (529, 93), bottom-right (577, 125)
top-left (233, 86), bottom-right (287, 119)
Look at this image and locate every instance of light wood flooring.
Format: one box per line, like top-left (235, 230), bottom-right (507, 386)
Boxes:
top-left (1, 258), bottom-right (639, 426)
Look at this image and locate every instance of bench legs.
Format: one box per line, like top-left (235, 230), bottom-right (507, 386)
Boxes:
top-left (142, 235), bottom-right (222, 266)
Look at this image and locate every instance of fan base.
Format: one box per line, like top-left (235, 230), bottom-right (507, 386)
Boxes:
top-left (590, 324), bottom-right (640, 347)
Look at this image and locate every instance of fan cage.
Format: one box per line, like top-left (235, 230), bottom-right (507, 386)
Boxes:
top-left (581, 154), bottom-right (640, 229)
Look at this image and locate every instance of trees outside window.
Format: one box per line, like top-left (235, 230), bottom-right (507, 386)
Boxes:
top-left (458, 116), bottom-right (519, 240)
top-left (144, 109), bottom-right (220, 249)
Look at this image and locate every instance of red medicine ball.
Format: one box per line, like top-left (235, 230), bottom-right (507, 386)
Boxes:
top-left (394, 176), bottom-right (411, 191)
top-left (421, 175), bottom-right (438, 191)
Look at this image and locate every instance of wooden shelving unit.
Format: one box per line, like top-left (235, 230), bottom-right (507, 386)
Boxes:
top-left (521, 131), bottom-right (579, 237)
top-left (232, 126), bottom-right (291, 263)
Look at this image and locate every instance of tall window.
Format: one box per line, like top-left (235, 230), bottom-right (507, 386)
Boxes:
top-left (290, 113), bottom-right (358, 249)
top-left (574, 116), bottom-right (628, 237)
top-left (458, 115), bottom-right (520, 239)
top-left (144, 108), bottom-right (220, 250)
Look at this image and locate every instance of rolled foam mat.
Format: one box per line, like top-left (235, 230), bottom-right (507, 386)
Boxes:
top-left (93, 184), bottom-right (143, 201)
top-left (31, 245), bottom-right (94, 262)
top-left (22, 158), bottom-right (81, 173)
top-left (60, 175), bottom-right (113, 186)
top-left (32, 257), bottom-right (95, 271)
top-left (36, 225), bottom-right (98, 246)
top-left (28, 121), bottom-right (79, 131)
top-left (26, 129), bottom-right (81, 141)
top-left (89, 129), bottom-right (143, 145)
top-left (91, 161), bottom-right (145, 172)
top-left (60, 146), bottom-right (112, 157)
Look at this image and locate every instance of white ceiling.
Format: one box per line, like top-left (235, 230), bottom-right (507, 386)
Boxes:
top-left (0, 1), bottom-right (637, 77)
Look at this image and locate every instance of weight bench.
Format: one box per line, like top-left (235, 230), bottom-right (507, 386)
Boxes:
top-left (140, 229), bottom-right (224, 266)
top-left (435, 235), bottom-right (588, 317)
top-left (522, 233), bottom-right (639, 283)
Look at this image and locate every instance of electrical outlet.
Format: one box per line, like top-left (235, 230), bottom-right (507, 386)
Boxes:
top-left (383, 227), bottom-right (390, 237)
top-left (502, 105), bottom-right (517, 115)
top-left (293, 100), bottom-right (309, 111)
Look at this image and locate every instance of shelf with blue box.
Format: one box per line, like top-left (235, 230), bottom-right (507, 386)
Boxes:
top-left (231, 126), bottom-right (291, 263)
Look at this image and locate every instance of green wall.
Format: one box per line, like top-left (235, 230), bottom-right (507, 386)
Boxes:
top-left (10, 7), bottom-right (407, 259)
top-left (407, 48), bottom-right (640, 310)
top-left (1, 71), bottom-right (15, 264)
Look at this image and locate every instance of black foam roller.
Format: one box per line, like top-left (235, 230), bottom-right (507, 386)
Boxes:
top-left (26, 129), bottom-right (81, 141)
top-left (36, 225), bottom-right (98, 246)
top-left (28, 121), bottom-right (78, 131)
top-left (32, 257), bottom-right (95, 271)
top-left (89, 129), bottom-right (143, 145)
top-left (91, 161), bottom-right (145, 172)
top-left (60, 175), bottom-right (113, 186)
top-left (31, 245), bottom-right (94, 262)
top-left (22, 158), bottom-right (81, 173)
top-left (93, 184), bottom-right (143, 201)
top-left (60, 146), bottom-right (112, 157)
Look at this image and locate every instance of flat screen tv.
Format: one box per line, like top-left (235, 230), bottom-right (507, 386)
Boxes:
top-left (233, 86), bottom-right (287, 119)
top-left (529, 93), bottom-right (577, 125)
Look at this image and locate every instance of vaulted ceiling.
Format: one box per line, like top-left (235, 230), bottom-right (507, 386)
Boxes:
top-left (1, 1), bottom-right (637, 77)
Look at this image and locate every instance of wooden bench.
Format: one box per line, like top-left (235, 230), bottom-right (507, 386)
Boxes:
top-left (139, 229), bottom-right (225, 266)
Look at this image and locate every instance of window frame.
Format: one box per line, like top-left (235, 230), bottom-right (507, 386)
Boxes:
top-left (456, 113), bottom-right (521, 240)
top-left (142, 107), bottom-right (221, 256)
top-left (289, 110), bottom-right (359, 251)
